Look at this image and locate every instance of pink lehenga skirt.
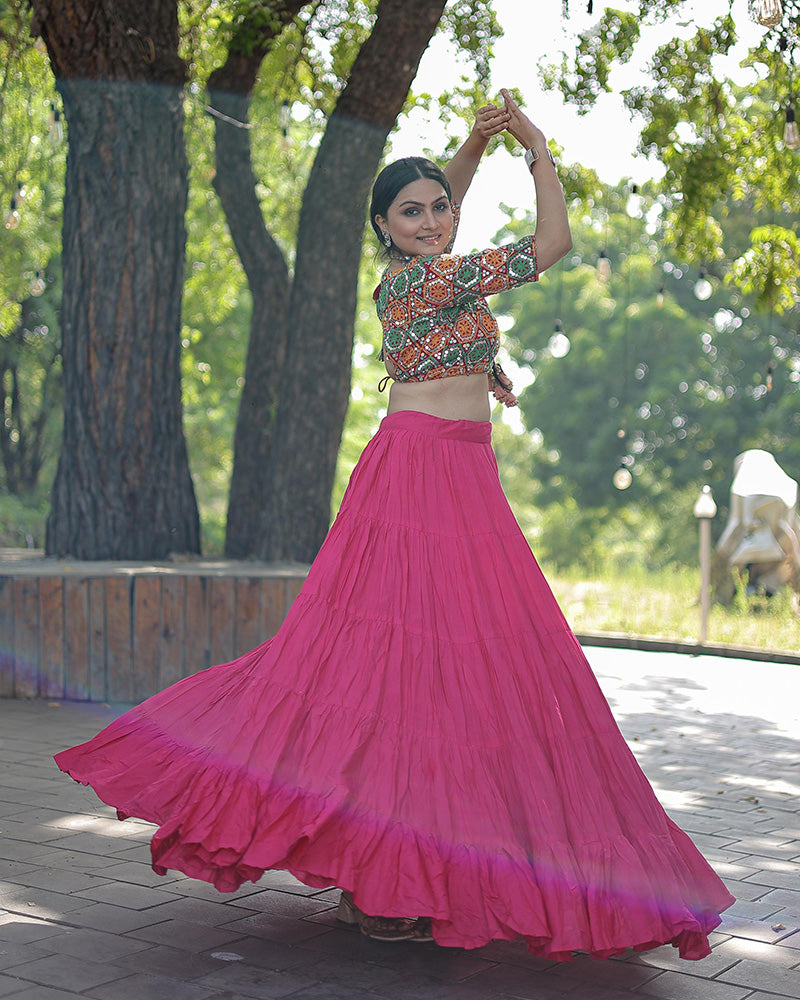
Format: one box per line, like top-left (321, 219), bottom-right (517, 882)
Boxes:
top-left (55, 409), bottom-right (733, 960)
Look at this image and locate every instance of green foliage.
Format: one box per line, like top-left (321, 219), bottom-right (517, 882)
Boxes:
top-left (544, 4), bottom-right (800, 307)
top-left (489, 179), bottom-right (800, 571)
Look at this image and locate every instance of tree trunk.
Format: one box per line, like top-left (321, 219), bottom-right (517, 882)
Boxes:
top-left (205, 3), bottom-right (307, 558)
top-left (248, 0), bottom-right (447, 561)
top-left (32, 0), bottom-right (200, 559)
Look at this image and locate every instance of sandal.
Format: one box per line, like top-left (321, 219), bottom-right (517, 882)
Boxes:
top-left (336, 891), bottom-right (434, 943)
top-left (358, 913), bottom-right (421, 942)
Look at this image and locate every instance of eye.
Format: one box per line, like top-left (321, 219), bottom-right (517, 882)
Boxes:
top-left (434, 202), bottom-right (450, 212)
top-left (403, 208), bottom-right (420, 216)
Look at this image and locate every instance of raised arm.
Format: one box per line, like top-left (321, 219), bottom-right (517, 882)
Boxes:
top-left (500, 89), bottom-right (572, 273)
top-left (444, 103), bottom-right (510, 205)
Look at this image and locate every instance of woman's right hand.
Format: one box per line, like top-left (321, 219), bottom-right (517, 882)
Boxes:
top-left (499, 88), bottom-right (546, 151)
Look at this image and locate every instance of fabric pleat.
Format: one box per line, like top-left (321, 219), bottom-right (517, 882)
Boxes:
top-left (55, 409), bottom-right (734, 960)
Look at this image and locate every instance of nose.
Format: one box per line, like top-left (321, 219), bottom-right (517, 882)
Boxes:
top-left (421, 210), bottom-right (437, 229)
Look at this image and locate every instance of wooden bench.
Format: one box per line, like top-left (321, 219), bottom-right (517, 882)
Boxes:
top-left (0, 551), bottom-right (308, 703)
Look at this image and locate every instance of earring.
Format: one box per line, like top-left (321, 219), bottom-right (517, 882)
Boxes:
top-left (382, 231), bottom-right (392, 248)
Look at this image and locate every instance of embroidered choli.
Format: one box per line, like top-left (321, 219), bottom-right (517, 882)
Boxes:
top-left (373, 207), bottom-right (538, 400)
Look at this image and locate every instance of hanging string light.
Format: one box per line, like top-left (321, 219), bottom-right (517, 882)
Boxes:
top-left (549, 318), bottom-right (571, 358)
top-left (656, 285), bottom-right (665, 308)
top-left (785, 104), bottom-right (800, 148)
top-left (694, 267), bottom-right (713, 301)
top-left (4, 194), bottom-right (20, 230)
top-left (30, 270), bottom-right (46, 297)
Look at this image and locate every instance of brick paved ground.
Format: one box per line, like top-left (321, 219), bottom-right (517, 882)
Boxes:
top-left (1, 647), bottom-right (798, 1000)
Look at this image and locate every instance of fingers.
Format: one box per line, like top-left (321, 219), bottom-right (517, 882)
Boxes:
top-left (476, 102), bottom-right (511, 138)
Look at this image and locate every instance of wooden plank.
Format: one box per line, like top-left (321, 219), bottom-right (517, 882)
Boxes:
top-left (39, 577), bottom-right (64, 699)
top-left (106, 577), bottom-right (133, 702)
top-left (209, 576), bottom-right (235, 667)
top-left (87, 578), bottom-right (107, 701)
top-left (261, 578), bottom-right (285, 639)
top-left (132, 575), bottom-right (160, 702)
top-left (284, 575), bottom-right (306, 617)
top-left (0, 576), bottom-right (14, 697)
top-left (234, 577), bottom-right (262, 657)
top-left (159, 574), bottom-right (185, 691)
top-left (64, 578), bottom-right (90, 701)
top-left (183, 576), bottom-right (209, 676)
top-left (13, 578), bottom-right (39, 698)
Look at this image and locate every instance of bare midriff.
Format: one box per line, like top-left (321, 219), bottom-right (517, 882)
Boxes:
top-left (386, 372), bottom-right (491, 422)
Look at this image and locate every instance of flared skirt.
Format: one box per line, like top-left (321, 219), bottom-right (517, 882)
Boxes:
top-left (55, 409), bottom-right (734, 960)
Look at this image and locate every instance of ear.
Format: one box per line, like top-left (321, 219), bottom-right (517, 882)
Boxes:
top-left (374, 214), bottom-right (387, 232)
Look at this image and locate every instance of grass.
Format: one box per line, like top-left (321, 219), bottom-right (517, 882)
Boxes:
top-left (542, 562), bottom-right (800, 655)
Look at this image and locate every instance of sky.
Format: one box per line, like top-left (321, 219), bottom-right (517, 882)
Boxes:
top-left (387, 0), bottom-right (769, 249)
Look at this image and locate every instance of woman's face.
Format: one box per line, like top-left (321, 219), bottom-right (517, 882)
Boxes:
top-left (375, 177), bottom-right (454, 257)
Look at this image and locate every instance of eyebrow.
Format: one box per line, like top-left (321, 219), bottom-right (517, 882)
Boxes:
top-left (397, 196), bottom-right (449, 208)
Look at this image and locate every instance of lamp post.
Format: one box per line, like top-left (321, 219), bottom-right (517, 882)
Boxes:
top-left (693, 485), bottom-right (717, 645)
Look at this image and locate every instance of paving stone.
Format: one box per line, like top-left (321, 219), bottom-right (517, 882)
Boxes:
top-left (550, 953), bottom-right (662, 989)
top-left (224, 891), bottom-right (331, 919)
top-left (65, 901), bottom-right (172, 934)
top-left (454, 962), bottom-right (574, 998)
top-left (0, 941), bottom-right (53, 972)
top-left (634, 970), bottom-right (752, 998)
top-left (0, 917), bottom-right (64, 944)
top-left (1, 987), bottom-right (87, 1000)
top-left (192, 963), bottom-right (318, 998)
top-left (39, 927), bottom-right (152, 963)
top-left (133, 896), bottom-right (266, 928)
top-left (74, 880), bottom-right (183, 910)
top-left (27, 849), bottom-right (122, 872)
top-left (718, 911), bottom-right (800, 944)
top-left (113, 942), bottom-right (225, 980)
top-left (129, 918), bottom-right (250, 954)
top-left (0, 884), bottom-right (92, 918)
top-left (220, 912), bottom-right (331, 946)
top-left (85, 860), bottom-right (184, 888)
top-left (86, 971), bottom-right (217, 1000)
top-left (712, 936), bottom-right (800, 969)
top-left (717, 957), bottom-right (800, 996)
top-left (0, 972), bottom-right (31, 996)
top-left (2, 866), bottom-right (113, 895)
top-left (5, 952), bottom-right (121, 991)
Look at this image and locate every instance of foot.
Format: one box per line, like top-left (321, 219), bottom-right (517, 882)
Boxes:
top-left (358, 913), bottom-right (421, 942)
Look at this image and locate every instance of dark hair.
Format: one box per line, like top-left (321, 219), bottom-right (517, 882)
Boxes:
top-left (369, 157), bottom-right (452, 251)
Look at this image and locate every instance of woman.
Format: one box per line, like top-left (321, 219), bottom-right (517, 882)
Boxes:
top-left (55, 91), bottom-right (734, 959)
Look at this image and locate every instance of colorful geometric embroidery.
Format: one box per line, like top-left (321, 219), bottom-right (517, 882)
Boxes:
top-left (375, 228), bottom-right (538, 384)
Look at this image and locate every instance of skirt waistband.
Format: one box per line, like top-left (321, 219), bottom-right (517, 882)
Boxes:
top-left (379, 409), bottom-right (492, 444)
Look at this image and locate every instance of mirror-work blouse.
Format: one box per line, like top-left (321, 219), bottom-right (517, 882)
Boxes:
top-left (373, 220), bottom-right (538, 385)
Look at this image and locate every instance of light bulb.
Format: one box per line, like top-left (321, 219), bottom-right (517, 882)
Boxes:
top-left (784, 106), bottom-right (800, 150)
top-left (50, 108), bottom-right (63, 143)
top-left (597, 251), bottom-right (611, 280)
top-left (626, 184), bottom-right (644, 218)
top-left (755, 0), bottom-right (782, 27)
top-left (656, 285), bottom-right (665, 308)
top-left (30, 271), bottom-right (46, 296)
top-left (613, 467), bottom-right (632, 490)
top-left (548, 321), bottom-right (571, 358)
top-left (279, 99), bottom-right (291, 137)
top-left (694, 268), bottom-right (712, 301)
top-left (4, 195), bottom-right (20, 230)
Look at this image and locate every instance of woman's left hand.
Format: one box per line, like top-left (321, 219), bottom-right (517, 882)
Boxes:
top-left (471, 103), bottom-right (511, 142)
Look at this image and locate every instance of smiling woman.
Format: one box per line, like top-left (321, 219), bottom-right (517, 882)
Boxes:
top-left (54, 88), bottom-right (734, 962)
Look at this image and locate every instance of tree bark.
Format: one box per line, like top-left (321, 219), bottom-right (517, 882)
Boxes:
top-left (32, 0), bottom-right (200, 558)
top-left (206, 3), bottom-right (307, 558)
top-left (237, 0), bottom-right (447, 562)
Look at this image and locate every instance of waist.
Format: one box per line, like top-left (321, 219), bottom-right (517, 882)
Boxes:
top-left (387, 373), bottom-right (491, 422)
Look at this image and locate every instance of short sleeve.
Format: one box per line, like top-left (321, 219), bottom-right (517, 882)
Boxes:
top-left (405, 236), bottom-right (538, 307)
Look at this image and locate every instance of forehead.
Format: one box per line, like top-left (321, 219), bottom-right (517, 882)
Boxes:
top-left (390, 177), bottom-right (449, 208)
